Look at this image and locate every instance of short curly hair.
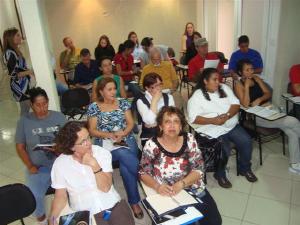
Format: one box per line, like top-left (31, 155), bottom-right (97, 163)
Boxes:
top-left (156, 106), bottom-right (186, 137)
top-left (54, 121), bottom-right (88, 155)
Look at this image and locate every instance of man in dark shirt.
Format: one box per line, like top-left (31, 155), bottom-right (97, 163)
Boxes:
top-left (73, 48), bottom-right (100, 89)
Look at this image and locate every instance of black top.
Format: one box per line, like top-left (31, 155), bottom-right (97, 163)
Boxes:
top-left (185, 43), bottom-right (197, 65)
top-left (94, 45), bottom-right (115, 61)
top-left (153, 132), bottom-right (188, 158)
top-left (245, 79), bottom-right (264, 103)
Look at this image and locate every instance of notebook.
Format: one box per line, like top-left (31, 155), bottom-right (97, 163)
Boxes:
top-left (143, 190), bottom-right (198, 217)
top-left (32, 143), bottom-right (55, 151)
top-left (102, 139), bottom-right (129, 151)
top-left (58, 210), bottom-right (90, 225)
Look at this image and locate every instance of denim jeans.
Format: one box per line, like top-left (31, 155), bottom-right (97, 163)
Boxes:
top-left (97, 135), bottom-right (141, 205)
top-left (215, 124), bottom-right (252, 178)
top-left (25, 166), bottom-right (51, 217)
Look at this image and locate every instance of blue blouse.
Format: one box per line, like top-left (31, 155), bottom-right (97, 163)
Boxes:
top-left (86, 99), bottom-right (133, 145)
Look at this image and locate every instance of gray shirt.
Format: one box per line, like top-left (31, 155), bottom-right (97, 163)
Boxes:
top-left (15, 110), bottom-right (66, 167)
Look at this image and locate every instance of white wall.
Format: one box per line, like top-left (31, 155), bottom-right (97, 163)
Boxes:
top-left (217, 0), bottom-right (235, 59)
top-left (42, 0), bottom-right (200, 61)
top-left (272, 0), bottom-right (300, 106)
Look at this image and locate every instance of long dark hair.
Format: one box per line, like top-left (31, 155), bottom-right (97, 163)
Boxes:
top-left (3, 27), bottom-right (22, 56)
top-left (128, 31), bottom-right (139, 47)
top-left (117, 40), bottom-right (135, 54)
top-left (183, 22), bottom-right (194, 35)
top-left (193, 68), bottom-right (227, 101)
top-left (236, 59), bottom-right (252, 76)
top-left (97, 35), bottom-right (111, 48)
top-left (96, 77), bottom-right (117, 102)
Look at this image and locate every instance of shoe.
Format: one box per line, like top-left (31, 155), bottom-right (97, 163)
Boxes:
top-left (289, 163), bottom-right (300, 174)
top-left (240, 171), bottom-right (258, 182)
top-left (35, 217), bottom-right (48, 225)
top-left (213, 173), bottom-right (232, 188)
top-left (131, 204), bottom-right (144, 219)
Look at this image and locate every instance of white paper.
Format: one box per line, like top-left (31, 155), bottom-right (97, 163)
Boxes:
top-left (146, 190), bottom-right (198, 216)
top-left (245, 106), bottom-right (278, 118)
top-left (204, 59), bottom-right (220, 69)
top-left (102, 139), bottom-right (129, 151)
top-left (289, 96), bottom-right (300, 103)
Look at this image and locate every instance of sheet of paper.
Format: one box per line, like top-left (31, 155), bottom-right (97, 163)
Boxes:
top-left (204, 59), bottom-right (220, 69)
top-left (145, 190), bottom-right (198, 216)
top-left (102, 139), bottom-right (129, 151)
top-left (289, 96), bottom-right (300, 103)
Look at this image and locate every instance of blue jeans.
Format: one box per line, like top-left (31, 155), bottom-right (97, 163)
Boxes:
top-left (216, 124), bottom-right (252, 178)
top-left (56, 80), bottom-right (68, 96)
top-left (26, 166), bottom-right (51, 217)
top-left (97, 135), bottom-right (141, 205)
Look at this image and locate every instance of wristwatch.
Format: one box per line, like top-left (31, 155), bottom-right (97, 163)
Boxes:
top-left (94, 168), bottom-right (103, 174)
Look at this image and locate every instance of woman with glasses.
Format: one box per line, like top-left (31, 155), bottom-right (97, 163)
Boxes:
top-left (87, 77), bottom-right (143, 219)
top-left (49, 121), bottom-right (134, 225)
top-left (137, 73), bottom-right (175, 147)
top-left (15, 87), bottom-right (66, 225)
top-left (139, 106), bottom-right (222, 225)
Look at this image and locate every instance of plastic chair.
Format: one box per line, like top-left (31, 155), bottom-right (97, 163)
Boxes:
top-left (0, 183), bottom-right (36, 225)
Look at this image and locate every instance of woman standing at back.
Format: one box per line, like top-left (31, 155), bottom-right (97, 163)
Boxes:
top-left (3, 27), bottom-right (35, 115)
top-left (181, 22), bottom-right (195, 56)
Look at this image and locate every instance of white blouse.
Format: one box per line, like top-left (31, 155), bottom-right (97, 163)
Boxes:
top-left (51, 145), bottom-right (121, 214)
top-left (137, 91), bottom-right (175, 126)
top-left (187, 84), bottom-right (240, 138)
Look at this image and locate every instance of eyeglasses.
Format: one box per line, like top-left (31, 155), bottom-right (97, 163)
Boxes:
top-left (150, 83), bottom-right (163, 89)
top-left (75, 136), bottom-right (91, 146)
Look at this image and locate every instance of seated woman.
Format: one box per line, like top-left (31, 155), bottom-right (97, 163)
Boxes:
top-left (187, 68), bottom-right (258, 188)
top-left (234, 59), bottom-right (300, 174)
top-left (137, 73), bottom-right (175, 147)
top-left (114, 40), bottom-right (141, 96)
top-left (87, 77), bottom-right (143, 218)
top-left (185, 31), bottom-right (202, 65)
top-left (92, 57), bottom-right (126, 101)
top-left (15, 87), bottom-right (66, 224)
top-left (139, 106), bottom-right (222, 225)
top-left (94, 35), bottom-right (115, 61)
top-left (128, 31), bottom-right (143, 61)
top-left (49, 121), bottom-right (134, 225)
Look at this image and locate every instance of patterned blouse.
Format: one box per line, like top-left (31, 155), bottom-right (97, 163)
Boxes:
top-left (139, 132), bottom-right (205, 190)
top-left (86, 99), bottom-right (133, 145)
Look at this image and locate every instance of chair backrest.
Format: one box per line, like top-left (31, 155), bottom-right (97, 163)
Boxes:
top-left (0, 183), bottom-right (36, 225)
top-left (61, 88), bottom-right (90, 109)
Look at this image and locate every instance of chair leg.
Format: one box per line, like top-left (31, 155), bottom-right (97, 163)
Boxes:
top-left (282, 131), bottom-right (286, 155)
top-left (21, 219), bottom-right (25, 225)
top-left (258, 135), bottom-right (263, 166)
top-left (236, 149), bottom-right (239, 176)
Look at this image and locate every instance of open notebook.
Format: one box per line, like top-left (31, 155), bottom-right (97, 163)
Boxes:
top-left (143, 190), bottom-right (198, 217)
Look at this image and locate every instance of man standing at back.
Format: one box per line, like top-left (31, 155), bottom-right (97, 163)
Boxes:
top-left (229, 35), bottom-right (263, 74)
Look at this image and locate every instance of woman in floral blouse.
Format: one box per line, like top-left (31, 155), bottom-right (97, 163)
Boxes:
top-left (139, 106), bottom-right (222, 225)
top-left (87, 77), bottom-right (143, 219)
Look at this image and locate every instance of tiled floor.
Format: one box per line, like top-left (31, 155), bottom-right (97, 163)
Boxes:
top-left (0, 75), bottom-right (300, 225)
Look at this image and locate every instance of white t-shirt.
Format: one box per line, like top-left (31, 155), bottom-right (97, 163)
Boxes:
top-left (51, 145), bottom-right (121, 214)
top-left (187, 84), bottom-right (240, 138)
top-left (137, 91), bottom-right (175, 126)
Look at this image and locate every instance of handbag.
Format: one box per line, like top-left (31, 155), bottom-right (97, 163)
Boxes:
top-left (195, 133), bottom-right (228, 172)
